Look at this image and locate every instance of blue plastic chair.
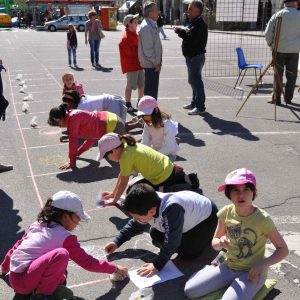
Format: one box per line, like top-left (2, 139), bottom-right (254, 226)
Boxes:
top-left (234, 48), bottom-right (263, 89)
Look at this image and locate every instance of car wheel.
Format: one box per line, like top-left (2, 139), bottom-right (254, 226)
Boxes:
top-left (49, 25), bottom-right (56, 32)
top-left (78, 25), bottom-right (85, 32)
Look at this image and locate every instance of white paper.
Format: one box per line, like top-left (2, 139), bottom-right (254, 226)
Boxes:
top-left (129, 260), bottom-right (184, 289)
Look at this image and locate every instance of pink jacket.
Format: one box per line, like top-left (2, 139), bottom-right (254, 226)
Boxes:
top-left (1, 222), bottom-right (116, 274)
top-left (66, 110), bottom-right (107, 166)
top-left (63, 83), bottom-right (85, 96)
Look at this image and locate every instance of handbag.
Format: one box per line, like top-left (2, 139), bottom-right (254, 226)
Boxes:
top-left (98, 28), bottom-right (105, 39)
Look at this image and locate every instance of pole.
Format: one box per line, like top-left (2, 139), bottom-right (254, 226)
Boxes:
top-left (236, 17), bottom-right (283, 121)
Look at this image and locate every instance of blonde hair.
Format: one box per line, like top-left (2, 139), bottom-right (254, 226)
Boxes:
top-left (62, 71), bottom-right (74, 84)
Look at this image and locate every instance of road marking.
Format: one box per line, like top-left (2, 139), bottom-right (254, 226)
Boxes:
top-left (7, 67), bottom-right (44, 207)
top-left (68, 277), bottom-right (110, 289)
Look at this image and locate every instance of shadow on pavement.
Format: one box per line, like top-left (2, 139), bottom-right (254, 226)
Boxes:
top-left (109, 216), bottom-right (131, 231)
top-left (0, 190), bottom-right (24, 288)
top-left (107, 248), bottom-right (156, 264)
top-left (0, 190), bottom-right (24, 261)
top-left (94, 66), bottom-right (113, 72)
top-left (56, 164), bottom-right (119, 183)
top-left (203, 112), bottom-right (259, 141)
top-left (178, 123), bottom-right (206, 147)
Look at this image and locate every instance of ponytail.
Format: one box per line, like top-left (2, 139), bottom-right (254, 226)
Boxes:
top-left (120, 134), bottom-right (136, 146)
top-left (48, 103), bottom-right (69, 126)
top-left (37, 199), bottom-right (73, 228)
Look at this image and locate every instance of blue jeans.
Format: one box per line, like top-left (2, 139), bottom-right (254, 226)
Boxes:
top-left (185, 54), bottom-right (206, 110)
top-left (144, 68), bottom-right (160, 99)
top-left (88, 39), bottom-right (100, 64)
top-left (67, 46), bottom-right (77, 65)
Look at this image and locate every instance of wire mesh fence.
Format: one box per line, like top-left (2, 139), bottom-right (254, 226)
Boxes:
top-left (202, 0), bottom-right (283, 77)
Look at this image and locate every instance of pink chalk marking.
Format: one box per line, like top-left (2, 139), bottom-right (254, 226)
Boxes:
top-left (39, 127), bottom-right (62, 135)
top-left (68, 277), bottom-right (110, 289)
top-left (8, 68), bottom-right (44, 207)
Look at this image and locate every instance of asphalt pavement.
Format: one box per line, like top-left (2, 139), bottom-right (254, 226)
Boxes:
top-left (0, 26), bottom-right (300, 300)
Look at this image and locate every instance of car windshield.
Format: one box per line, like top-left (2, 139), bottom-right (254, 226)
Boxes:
top-left (59, 17), bottom-right (67, 22)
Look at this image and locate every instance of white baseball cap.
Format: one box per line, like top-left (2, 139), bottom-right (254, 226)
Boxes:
top-left (52, 191), bottom-right (90, 221)
top-left (97, 133), bottom-right (123, 162)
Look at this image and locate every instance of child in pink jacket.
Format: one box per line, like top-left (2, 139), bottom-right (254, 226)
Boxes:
top-left (0, 191), bottom-right (128, 300)
top-left (62, 71), bottom-right (84, 96)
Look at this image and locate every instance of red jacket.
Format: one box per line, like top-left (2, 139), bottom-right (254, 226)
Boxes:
top-left (66, 110), bottom-right (107, 166)
top-left (119, 29), bottom-right (143, 74)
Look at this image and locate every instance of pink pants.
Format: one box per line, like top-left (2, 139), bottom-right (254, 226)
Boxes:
top-left (10, 248), bottom-right (69, 295)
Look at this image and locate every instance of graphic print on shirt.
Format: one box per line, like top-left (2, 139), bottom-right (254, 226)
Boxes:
top-left (227, 224), bottom-right (257, 259)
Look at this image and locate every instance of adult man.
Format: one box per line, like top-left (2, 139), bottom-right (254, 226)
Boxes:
top-left (104, 184), bottom-right (218, 276)
top-left (138, 2), bottom-right (162, 100)
top-left (174, 0), bottom-right (208, 115)
top-left (119, 14), bottom-right (144, 113)
top-left (265, 0), bottom-right (300, 105)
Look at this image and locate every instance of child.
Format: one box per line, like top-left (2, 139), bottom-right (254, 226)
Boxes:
top-left (0, 59), bottom-right (9, 121)
top-left (0, 190), bottom-right (128, 300)
top-left (137, 96), bottom-right (180, 162)
top-left (62, 90), bottom-right (143, 132)
top-left (97, 133), bottom-right (200, 205)
top-left (119, 13), bottom-right (144, 113)
top-left (184, 168), bottom-right (289, 300)
top-left (62, 71), bottom-right (84, 96)
top-left (105, 183), bottom-right (218, 276)
top-left (48, 104), bottom-right (126, 170)
top-left (67, 24), bottom-right (78, 67)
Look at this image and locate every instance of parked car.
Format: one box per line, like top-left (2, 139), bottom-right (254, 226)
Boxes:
top-left (45, 14), bottom-right (88, 32)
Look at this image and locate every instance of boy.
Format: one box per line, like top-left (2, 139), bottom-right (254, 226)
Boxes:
top-left (119, 14), bottom-right (144, 113)
top-left (105, 183), bottom-right (218, 276)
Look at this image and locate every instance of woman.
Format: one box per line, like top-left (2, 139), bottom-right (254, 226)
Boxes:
top-left (85, 10), bottom-right (103, 68)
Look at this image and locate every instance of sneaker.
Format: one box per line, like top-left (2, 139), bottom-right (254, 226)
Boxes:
top-left (126, 104), bottom-right (137, 113)
top-left (267, 100), bottom-right (282, 106)
top-left (188, 108), bottom-right (206, 115)
top-left (92, 63), bottom-right (95, 67)
top-left (175, 137), bottom-right (181, 145)
top-left (188, 173), bottom-right (200, 189)
top-left (95, 63), bottom-right (102, 68)
top-left (52, 285), bottom-right (73, 299)
top-left (183, 103), bottom-right (194, 109)
top-left (0, 163), bottom-right (13, 173)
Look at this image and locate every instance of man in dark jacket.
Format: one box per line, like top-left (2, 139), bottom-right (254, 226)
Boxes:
top-left (174, 0), bottom-right (208, 115)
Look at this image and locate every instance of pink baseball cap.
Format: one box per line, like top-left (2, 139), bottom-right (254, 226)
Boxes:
top-left (137, 96), bottom-right (158, 116)
top-left (217, 168), bottom-right (256, 192)
top-left (97, 133), bottom-right (122, 161)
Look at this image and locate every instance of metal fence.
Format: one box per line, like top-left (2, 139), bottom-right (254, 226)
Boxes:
top-left (202, 0), bottom-right (282, 77)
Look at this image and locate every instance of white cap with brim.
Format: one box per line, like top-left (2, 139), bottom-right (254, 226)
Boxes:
top-left (123, 13), bottom-right (139, 26)
top-left (97, 133), bottom-right (122, 162)
top-left (137, 107), bottom-right (155, 116)
top-left (52, 191), bottom-right (90, 221)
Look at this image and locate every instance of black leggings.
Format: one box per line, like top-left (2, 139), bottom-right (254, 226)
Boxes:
top-left (150, 203), bottom-right (218, 259)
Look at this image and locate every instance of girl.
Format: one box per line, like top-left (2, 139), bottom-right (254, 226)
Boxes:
top-left (97, 133), bottom-right (200, 206)
top-left (85, 10), bottom-right (103, 68)
top-left (48, 104), bottom-right (126, 170)
top-left (137, 96), bottom-right (180, 162)
top-left (0, 190), bottom-right (128, 300)
top-left (62, 90), bottom-right (143, 131)
top-left (62, 71), bottom-right (84, 96)
top-left (66, 24), bottom-right (78, 67)
top-left (184, 168), bottom-right (289, 300)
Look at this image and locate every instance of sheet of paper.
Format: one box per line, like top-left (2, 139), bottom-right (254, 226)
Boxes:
top-left (129, 260), bottom-right (184, 289)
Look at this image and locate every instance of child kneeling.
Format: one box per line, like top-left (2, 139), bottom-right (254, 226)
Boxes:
top-left (105, 183), bottom-right (218, 276)
top-left (184, 168), bottom-right (289, 300)
top-left (0, 191), bottom-right (128, 300)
